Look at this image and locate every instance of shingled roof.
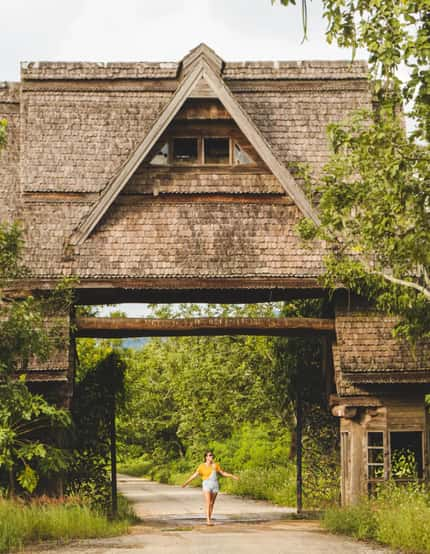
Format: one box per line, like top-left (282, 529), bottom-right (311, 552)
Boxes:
top-left (1, 44), bottom-right (371, 281)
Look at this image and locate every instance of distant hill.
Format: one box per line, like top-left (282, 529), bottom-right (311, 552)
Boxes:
top-left (121, 337), bottom-right (149, 349)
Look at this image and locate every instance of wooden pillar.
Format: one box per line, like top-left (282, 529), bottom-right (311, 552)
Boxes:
top-left (332, 404), bottom-right (366, 505)
top-left (296, 376), bottom-right (303, 513)
top-left (339, 416), bottom-right (366, 505)
top-left (110, 392), bottom-right (118, 517)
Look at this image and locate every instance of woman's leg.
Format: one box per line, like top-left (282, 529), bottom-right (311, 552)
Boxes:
top-left (209, 492), bottom-right (218, 519)
top-left (203, 491), bottom-right (212, 524)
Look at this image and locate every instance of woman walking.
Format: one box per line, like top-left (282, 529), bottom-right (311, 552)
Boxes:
top-left (182, 451), bottom-right (239, 525)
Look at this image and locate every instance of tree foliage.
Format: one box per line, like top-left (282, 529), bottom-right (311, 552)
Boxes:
top-left (274, 0), bottom-right (430, 339)
top-left (0, 380), bottom-right (70, 494)
top-left (0, 222), bottom-right (73, 494)
top-left (298, 110), bottom-right (430, 339)
top-left (274, 0), bottom-right (429, 131)
top-left (118, 305), bottom-right (281, 461)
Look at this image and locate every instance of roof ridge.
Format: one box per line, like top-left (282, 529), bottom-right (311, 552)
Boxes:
top-left (68, 57), bottom-right (320, 247)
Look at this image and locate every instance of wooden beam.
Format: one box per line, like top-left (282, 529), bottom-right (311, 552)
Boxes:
top-left (76, 316), bottom-right (335, 338)
top-left (5, 276), bottom-right (324, 293)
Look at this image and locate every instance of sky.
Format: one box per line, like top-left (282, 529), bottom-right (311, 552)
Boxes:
top-left (1, 0), bottom-right (367, 318)
top-left (0, 0), bottom-right (367, 82)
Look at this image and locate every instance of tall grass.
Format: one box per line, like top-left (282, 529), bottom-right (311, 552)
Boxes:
top-left (323, 482), bottom-right (430, 553)
top-left (0, 498), bottom-right (129, 553)
top-left (221, 467), bottom-right (296, 506)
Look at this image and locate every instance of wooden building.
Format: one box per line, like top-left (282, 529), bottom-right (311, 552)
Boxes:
top-left (1, 44), bottom-right (429, 503)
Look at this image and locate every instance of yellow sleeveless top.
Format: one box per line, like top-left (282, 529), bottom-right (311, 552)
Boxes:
top-left (197, 462), bottom-right (221, 480)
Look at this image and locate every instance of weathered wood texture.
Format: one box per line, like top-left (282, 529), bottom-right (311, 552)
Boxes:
top-left (3, 44), bottom-right (429, 393)
top-left (333, 303), bottom-right (430, 395)
top-left (339, 395), bottom-right (428, 504)
top-left (2, 45), bottom-right (371, 282)
top-left (76, 316), bottom-right (336, 338)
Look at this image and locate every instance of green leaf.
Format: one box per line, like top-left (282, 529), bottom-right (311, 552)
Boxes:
top-left (17, 464), bottom-right (38, 493)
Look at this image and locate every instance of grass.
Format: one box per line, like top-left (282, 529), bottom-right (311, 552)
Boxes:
top-left (0, 496), bottom-right (130, 553)
top-left (323, 482), bottom-right (430, 553)
top-left (118, 459), bottom-right (154, 478)
top-left (220, 467), bottom-right (296, 507)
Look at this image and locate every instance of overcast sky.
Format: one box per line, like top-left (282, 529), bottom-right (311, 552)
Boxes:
top-left (0, 0), bottom-right (367, 82)
top-left (1, 1), bottom-right (368, 317)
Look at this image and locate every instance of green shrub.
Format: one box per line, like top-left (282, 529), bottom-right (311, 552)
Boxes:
top-left (374, 482), bottom-right (430, 552)
top-left (323, 500), bottom-right (377, 540)
top-left (0, 497), bottom-right (129, 553)
top-left (118, 457), bottom-right (154, 478)
top-left (323, 482), bottom-right (430, 553)
top-left (210, 421), bottom-right (292, 470)
top-left (221, 466), bottom-right (296, 506)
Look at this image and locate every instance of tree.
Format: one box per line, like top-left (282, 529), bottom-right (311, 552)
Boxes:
top-left (274, 0), bottom-right (430, 339)
top-left (116, 301), bottom-right (339, 507)
top-left (0, 222), bottom-right (72, 494)
top-left (273, 0), bottom-right (429, 133)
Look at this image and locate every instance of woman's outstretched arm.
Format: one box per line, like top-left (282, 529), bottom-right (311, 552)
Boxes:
top-left (219, 469), bottom-right (239, 480)
top-left (182, 471), bottom-right (199, 488)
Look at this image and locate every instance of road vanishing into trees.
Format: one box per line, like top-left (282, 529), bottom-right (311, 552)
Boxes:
top-left (30, 475), bottom-right (392, 553)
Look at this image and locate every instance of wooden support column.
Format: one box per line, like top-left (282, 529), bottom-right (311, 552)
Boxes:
top-left (296, 369), bottom-right (303, 514)
top-left (110, 393), bottom-right (118, 518)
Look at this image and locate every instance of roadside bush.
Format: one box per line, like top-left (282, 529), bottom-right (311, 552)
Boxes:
top-left (210, 421), bottom-right (292, 471)
top-left (375, 482), bottom-right (430, 552)
top-left (323, 499), bottom-right (377, 540)
top-left (323, 482), bottom-right (430, 553)
top-left (221, 466), bottom-right (296, 506)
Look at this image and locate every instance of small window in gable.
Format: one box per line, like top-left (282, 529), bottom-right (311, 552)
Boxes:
top-left (149, 142), bottom-right (169, 165)
top-left (173, 138), bottom-right (199, 163)
top-left (204, 138), bottom-right (230, 165)
top-left (234, 143), bottom-right (254, 165)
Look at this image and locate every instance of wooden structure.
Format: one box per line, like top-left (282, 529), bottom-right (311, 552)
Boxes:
top-left (75, 316), bottom-right (335, 337)
top-left (1, 44), bottom-right (429, 504)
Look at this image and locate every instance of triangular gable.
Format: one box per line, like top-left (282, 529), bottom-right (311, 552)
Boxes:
top-left (70, 45), bottom-right (320, 246)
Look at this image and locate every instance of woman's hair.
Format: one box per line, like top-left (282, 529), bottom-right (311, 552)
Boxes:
top-left (204, 450), bottom-right (214, 461)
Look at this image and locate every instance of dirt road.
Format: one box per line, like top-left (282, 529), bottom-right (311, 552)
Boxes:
top-left (28, 475), bottom-right (391, 553)
top-left (118, 474), bottom-right (295, 524)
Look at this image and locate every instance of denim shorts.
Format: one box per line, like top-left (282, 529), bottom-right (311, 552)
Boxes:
top-left (202, 479), bottom-right (219, 493)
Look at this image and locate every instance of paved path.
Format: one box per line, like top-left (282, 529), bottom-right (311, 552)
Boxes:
top-left (28, 474), bottom-right (392, 553)
top-left (117, 474), bottom-right (295, 524)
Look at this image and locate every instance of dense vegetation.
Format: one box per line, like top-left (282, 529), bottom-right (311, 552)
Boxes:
top-left (0, 222), bottom-right (74, 495)
top-left (323, 482), bottom-right (430, 553)
top-left (0, 224), bottom-right (133, 551)
top-left (106, 301), bottom-right (340, 509)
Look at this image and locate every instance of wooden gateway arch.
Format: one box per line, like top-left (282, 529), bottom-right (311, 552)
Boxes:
top-left (1, 44), bottom-right (429, 504)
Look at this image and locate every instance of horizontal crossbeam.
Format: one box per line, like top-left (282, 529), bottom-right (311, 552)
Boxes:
top-left (75, 317), bottom-right (335, 338)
